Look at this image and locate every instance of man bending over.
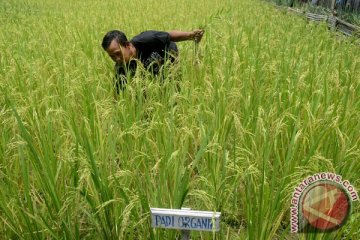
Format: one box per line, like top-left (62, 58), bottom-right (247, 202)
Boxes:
top-left (101, 29), bottom-right (204, 93)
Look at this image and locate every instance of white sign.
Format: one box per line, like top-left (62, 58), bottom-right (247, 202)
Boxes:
top-left (150, 208), bottom-right (221, 232)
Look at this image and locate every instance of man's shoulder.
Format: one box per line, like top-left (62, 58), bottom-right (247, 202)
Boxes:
top-left (131, 30), bottom-right (170, 43)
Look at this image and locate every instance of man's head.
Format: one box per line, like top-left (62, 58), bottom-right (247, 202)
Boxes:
top-left (102, 30), bottom-right (133, 64)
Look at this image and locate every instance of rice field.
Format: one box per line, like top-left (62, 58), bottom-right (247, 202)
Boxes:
top-left (0, 0), bottom-right (359, 239)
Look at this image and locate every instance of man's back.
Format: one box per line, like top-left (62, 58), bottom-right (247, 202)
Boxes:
top-left (131, 31), bottom-right (178, 73)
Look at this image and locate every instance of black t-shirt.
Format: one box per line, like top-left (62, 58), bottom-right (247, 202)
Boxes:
top-left (114, 31), bottom-right (178, 92)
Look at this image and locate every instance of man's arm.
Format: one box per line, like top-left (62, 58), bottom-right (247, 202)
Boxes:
top-left (168, 29), bottom-right (204, 43)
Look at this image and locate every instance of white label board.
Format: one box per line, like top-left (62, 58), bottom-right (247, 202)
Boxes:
top-left (150, 208), bottom-right (221, 232)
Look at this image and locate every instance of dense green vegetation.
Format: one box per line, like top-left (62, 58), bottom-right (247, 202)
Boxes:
top-left (1, 0), bottom-right (359, 239)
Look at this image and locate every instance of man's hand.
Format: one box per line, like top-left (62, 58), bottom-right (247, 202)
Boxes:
top-left (191, 29), bottom-right (205, 43)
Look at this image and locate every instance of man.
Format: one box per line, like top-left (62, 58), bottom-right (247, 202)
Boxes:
top-left (101, 29), bottom-right (204, 93)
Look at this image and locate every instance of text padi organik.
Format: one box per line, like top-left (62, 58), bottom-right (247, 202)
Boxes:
top-left (154, 215), bottom-right (214, 230)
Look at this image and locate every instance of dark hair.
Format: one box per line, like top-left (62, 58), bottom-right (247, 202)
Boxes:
top-left (101, 30), bottom-right (128, 50)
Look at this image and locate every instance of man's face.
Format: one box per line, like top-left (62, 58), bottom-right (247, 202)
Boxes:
top-left (105, 39), bottom-right (131, 64)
